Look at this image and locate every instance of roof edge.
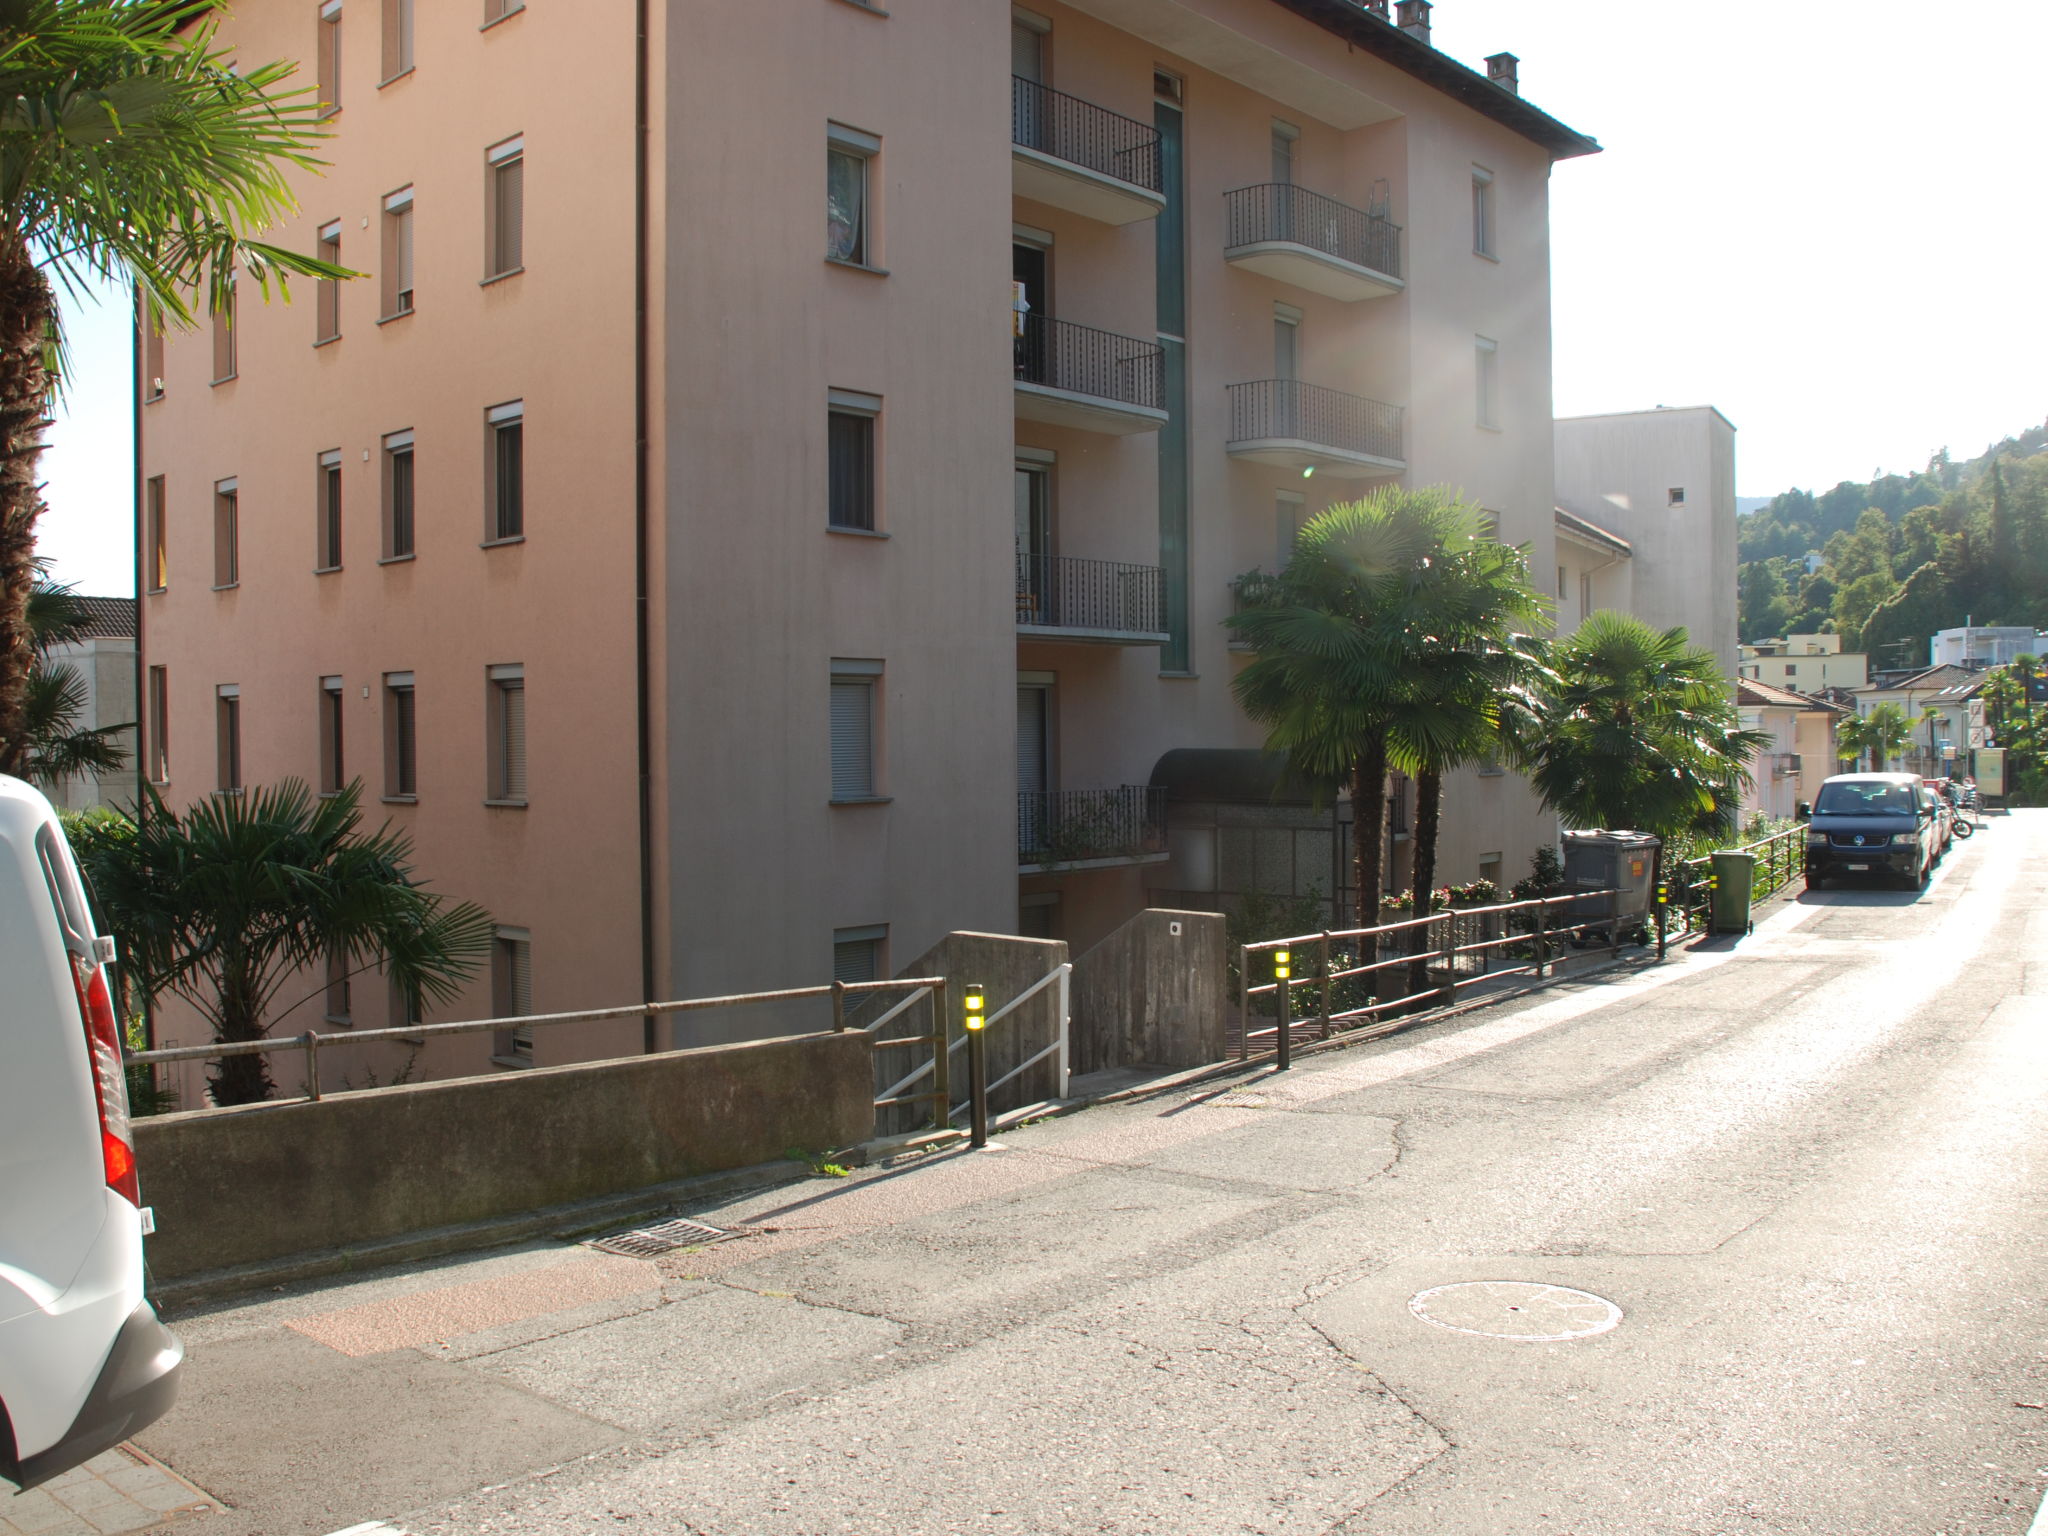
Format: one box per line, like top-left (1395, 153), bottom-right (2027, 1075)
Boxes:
top-left (1268, 0), bottom-right (1600, 160)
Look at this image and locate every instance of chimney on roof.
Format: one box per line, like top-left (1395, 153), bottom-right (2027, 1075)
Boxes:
top-left (1361, 0), bottom-right (1390, 17)
top-left (1395, 1), bottom-right (1431, 46)
top-left (1486, 52), bottom-right (1519, 94)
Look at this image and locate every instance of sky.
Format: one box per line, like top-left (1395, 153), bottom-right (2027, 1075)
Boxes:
top-left (35, 0), bottom-right (2048, 596)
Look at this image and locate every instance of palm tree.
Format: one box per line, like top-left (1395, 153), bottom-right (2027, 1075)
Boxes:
top-left (1512, 611), bottom-right (1765, 841)
top-left (1981, 667), bottom-right (2023, 740)
top-left (0, 1), bottom-right (346, 776)
top-left (19, 564), bottom-right (127, 790)
top-left (1840, 701), bottom-right (1912, 772)
top-left (67, 780), bottom-right (495, 1105)
top-left (1229, 487), bottom-right (1471, 943)
top-left (2012, 655), bottom-right (2040, 731)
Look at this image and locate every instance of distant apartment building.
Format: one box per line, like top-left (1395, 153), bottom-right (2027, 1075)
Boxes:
top-left (136, 0), bottom-right (1597, 1087)
top-left (1554, 406), bottom-right (1739, 680)
top-left (38, 597), bottom-right (136, 814)
top-left (1741, 632), bottom-right (1869, 692)
top-left (1928, 625), bottom-right (2048, 670)
top-left (1734, 677), bottom-right (1841, 821)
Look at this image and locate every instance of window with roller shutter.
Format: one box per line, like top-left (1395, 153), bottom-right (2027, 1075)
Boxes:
top-left (384, 672), bottom-right (416, 799)
top-left (487, 664), bottom-right (526, 804)
top-left (833, 925), bottom-right (887, 985)
top-left (486, 136), bottom-right (523, 278)
top-left (830, 660), bottom-right (881, 801)
top-left (492, 929), bottom-right (533, 1062)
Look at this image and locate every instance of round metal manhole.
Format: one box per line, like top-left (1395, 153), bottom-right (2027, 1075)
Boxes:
top-left (1409, 1281), bottom-right (1623, 1341)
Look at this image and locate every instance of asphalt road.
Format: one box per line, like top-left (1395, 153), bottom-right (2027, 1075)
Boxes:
top-left (130, 811), bottom-right (2048, 1536)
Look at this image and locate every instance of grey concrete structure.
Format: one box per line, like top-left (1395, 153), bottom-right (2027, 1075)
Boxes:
top-left (108, 812), bottom-right (2048, 1536)
top-left (1069, 906), bottom-right (1227, 1072)
top-left (1555, 405), bottom-right (1740, 677)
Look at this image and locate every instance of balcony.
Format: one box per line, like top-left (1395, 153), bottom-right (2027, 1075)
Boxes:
top-left (1012, 77), bottom-right (1165, 225)
top-left (1225, 379), bottom-right (1405, 479)
top-left (1015, 314), bottom-right (1167, 435)
top-left (1772, 752), bottom-right (1803, 778)
top-left (1018, 785), bottom-right (1170, 872)
top-left (1016, 553), bottom-right (1168, 646)
top-left (1223, 184), bottom-right (1403, 302)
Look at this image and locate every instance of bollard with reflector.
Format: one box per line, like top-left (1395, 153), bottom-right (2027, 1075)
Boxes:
top-left (964, 985), bottom-right (989, 1148)
top-left (1274, 949), bottom-right (1292, 1072)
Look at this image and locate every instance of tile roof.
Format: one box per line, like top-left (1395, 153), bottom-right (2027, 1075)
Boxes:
top-left (1737, 677), bottom-right (1841, 712)
top-left (65, 596), bottom-right (136, 640)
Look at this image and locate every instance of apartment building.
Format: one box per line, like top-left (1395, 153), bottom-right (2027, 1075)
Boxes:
top-left (1741, 632), bottom-right (1870, 693)
top-left (1555, 406), bottom-right (1739, 679)
top-left (138, 0), bottom-right (1596, 1090)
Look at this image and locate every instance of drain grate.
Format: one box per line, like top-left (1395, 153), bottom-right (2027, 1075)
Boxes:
top-left (588, 1217), bottom-right (744, 1258)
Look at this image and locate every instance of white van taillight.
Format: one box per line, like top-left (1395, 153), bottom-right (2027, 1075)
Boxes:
top-left (68, 953), bottom-right (139, 1206)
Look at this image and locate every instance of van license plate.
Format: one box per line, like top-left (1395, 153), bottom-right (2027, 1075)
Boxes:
top-left (1845, 863), bottom-right (1869, 871)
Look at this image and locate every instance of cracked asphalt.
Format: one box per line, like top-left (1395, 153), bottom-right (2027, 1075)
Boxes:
top-left (124, 812), bottom-right (2048, 1536)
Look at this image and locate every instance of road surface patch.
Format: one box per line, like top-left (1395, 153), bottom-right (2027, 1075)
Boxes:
top-left (286, 1251), bottom-right (657, 1355)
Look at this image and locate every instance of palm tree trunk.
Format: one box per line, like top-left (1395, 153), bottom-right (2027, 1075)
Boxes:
top-left (1352, 736), bottom-right (1387, 992)
top-left (209, 964), bottom-right (278, 1105)
top-left (1407, 767), bottom-right (1443, 996)
top-left (0, 242), bottom-right (55, 779)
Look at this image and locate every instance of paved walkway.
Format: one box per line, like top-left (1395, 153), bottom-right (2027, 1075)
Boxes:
top-left (13, 814), bottom-right (2047, 1535)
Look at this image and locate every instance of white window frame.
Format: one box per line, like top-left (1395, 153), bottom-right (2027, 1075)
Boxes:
top-left (1472, 165), bottom-right (1496, 259)
top-left (827, 123), bottom-right (881, 269)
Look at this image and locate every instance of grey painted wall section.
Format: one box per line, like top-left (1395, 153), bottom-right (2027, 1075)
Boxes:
top-left (134, 1032), bottom-right (874, 1279)
top-left (1070, 907), bottom-right (1226, 1072)
top-left (1554, 407), bottom-right (1741, 680)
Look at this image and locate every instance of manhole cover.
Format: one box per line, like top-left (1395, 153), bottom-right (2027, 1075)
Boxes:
top-left (588, 1217), bottom-right (742, 1258)
top-left (1409, 1281), bottom-right (1622, 1341)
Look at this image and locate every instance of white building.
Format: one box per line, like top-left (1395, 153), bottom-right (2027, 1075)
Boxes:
top-left (1928, 626), bottom-right (2048, 669)
top-left (1554, 406), bottom-right (1739, 680)
top-left (37, 597), bottom-right (137, 814)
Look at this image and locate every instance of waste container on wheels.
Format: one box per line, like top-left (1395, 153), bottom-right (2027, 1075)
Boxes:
top-left (1709, 849), bottom-right (1756, 935)
top-left (1560, 831), bottom-right (1661, 945)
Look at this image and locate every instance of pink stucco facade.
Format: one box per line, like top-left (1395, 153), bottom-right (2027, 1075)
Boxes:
top-left (138, 0), bottom-right (1594, 1101)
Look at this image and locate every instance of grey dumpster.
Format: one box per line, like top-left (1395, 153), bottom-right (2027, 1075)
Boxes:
top-left (1560, 830), bottom-right (1662, 940)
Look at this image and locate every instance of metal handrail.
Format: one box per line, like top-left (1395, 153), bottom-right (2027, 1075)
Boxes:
top-left (1016, 552), bottom-right (1166, 635)
top-left (1018, 784), bottom-right (1168, 864)
top-left (1226, 378), bottom-right (1404, 462)
top-left (1016, 313), bottom-right (1164, 410)
top-left (1224, 183), bottom-right (1403, 279)
top-left (132, 976), bottom-right (948, 1108)
top-left (1011, 76), bottom-right (1162, 191)
top-left (873, 962), bottom-right (1072, 1116)
top-left (1666, 824), bottom-right (1805, 936)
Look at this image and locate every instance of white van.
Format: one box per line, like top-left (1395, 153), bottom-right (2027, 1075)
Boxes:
top-left (0, 776), bottom-right (182, 1489)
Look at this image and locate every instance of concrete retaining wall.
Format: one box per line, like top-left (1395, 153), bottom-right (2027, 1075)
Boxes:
top-left (1070, 909), bottom-right (1227, 1073)
top-left (134, 1031), bottom-right (873, 1280)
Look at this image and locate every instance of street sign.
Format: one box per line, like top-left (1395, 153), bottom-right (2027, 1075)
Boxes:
top-left (1977, 747), bottom-right (2006, 798)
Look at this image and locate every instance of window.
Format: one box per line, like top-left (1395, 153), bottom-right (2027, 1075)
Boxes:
top-left (382, 430), bottom-right (415, 559)
top-left (316, 1), bottom-right (342, 115)
top-left (486, 400), bottom-right (524, 541)
top-left (319, 676), bottom-right (345, 794)
top-left (484, 0), bottom-right (524, 23)
top-left (826, 123), bottom-right (879, 267)
top-left (211, 279), bottom-right (236, 382)
top-left (381, 187), bottom-right (415, 317)
top-left (1785, 662), bottom-right (1798, 677)
top-left (1274, 489), bottom-right (1305, 567)
top-left (325, 949), bottom-right (353, 1025)
top-left (1668, 486), bottom-right (1687, 507)
top-left (383, 671), bottom-right (416, 798)
top-left (492, 928), bottom-right (533, 1061)
top-left (1475, 335), bottom-right (1499, 429)
top-left (1478, 508), bottom-right (1501, 539)
top-left (1152, 69), bottom-right (1182, 107)
top-left (1274, 304), bottom-right (1300, 380)
top-left (833, 924), bottom-right (887, 984)
top-left (485, 137), bottom-right (524, 278)
top-left (486, 664), bottom-right (526, 803)
top-left (143, 304), bottom-right (165, 399)
top-left (146, 666), bottom-right (170, 782)
top-left (1472, 166), bottom-right (1495, 257)
top-left (388, 970), bottom-right (423, 1034)
top-left (146, 476), bottom-right (167, 592)
top-left (1271, 120), bottom-right (1298, 185)
top-left (215, 684), bottom-right (242, 793)
top-left (829, 659), bottom-right (881, 801)
top-left (213, 478), bottom-right (238, 588)
top-left (1556, 565), bottom-right (1566, 601)
top-left (1580, 572), bottom-right (1591, 618)
top-left (381, 0), bottom-right (413, 80)
top-left (828, 390), bottom-right (879, 531)
top-left (316, 450), bottom-right (343, 570)
top-left (315, 222), bottom-right (341, 343)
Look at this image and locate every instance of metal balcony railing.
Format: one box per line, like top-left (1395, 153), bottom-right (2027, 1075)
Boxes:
top-left (1012, 76), bottom-right (1162, 192)
top-left (1224, 183), bottom-right (1403, 279)
top-left (1016, 314), bottom-right (1164, 412)
top-left (1771, 752), bottom-right (1802, 778)
top-left (1018, 784), bottom-right (1169, 865)
top-left (1016, 553), bottom-right (1166, 636)
top-left (1227, 379), bottom-right (1404, 462)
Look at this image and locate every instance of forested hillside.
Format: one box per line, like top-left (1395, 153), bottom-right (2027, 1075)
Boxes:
top-left (1736, 422), bottom-right (2048, 669)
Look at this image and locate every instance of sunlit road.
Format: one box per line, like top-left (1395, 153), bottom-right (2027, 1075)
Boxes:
top-left (131, 813), bottom-right (2048, 1536)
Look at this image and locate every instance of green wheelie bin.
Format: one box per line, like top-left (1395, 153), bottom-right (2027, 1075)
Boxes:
top-left (1709, 850), bottom-right (1756, 935)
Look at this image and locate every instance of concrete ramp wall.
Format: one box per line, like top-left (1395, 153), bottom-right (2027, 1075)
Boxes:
top-left (1070, 909), bottom-right (1227, 1074)
top-left (134, 1031), bottom-right (873, 1280)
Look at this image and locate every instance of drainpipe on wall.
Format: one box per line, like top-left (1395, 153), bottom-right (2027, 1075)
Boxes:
top-left (130, 282), bottom-right (151, 1052)
top-left (633, 0), bottom-right (657, 1051)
